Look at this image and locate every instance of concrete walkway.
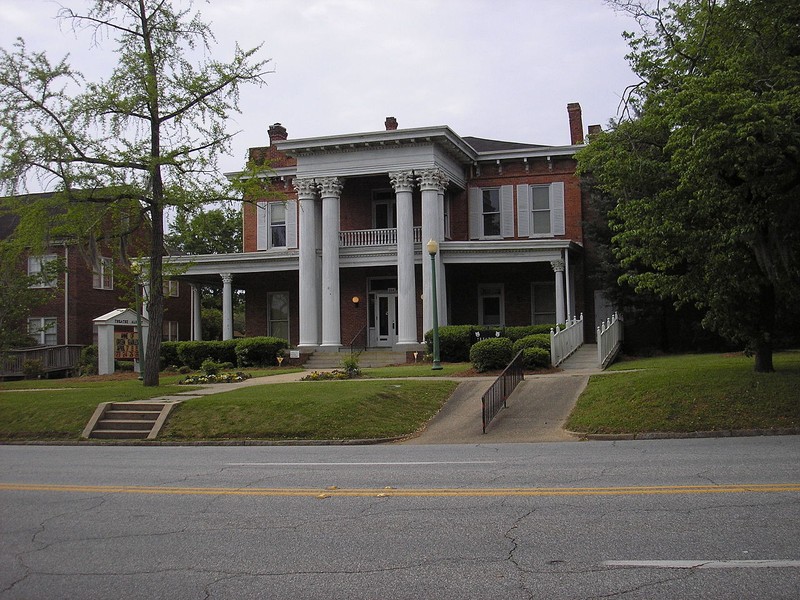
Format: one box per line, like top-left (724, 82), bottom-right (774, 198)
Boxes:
top-left (403, 344), bottom-right (602, 444)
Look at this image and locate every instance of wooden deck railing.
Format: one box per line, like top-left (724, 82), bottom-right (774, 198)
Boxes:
top-left (0, 345), bottom-right (84, 378)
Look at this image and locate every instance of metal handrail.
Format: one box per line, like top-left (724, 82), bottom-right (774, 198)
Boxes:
top-left (481, 350), bottom-right (525, 433)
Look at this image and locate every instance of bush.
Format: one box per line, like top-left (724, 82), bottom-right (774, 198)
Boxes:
top-left (504, 325), bottom-right (556, 341)
top-left (469, 337), bottom-right (513, 372)
top-left (234, 336), bottom-right (289, 367)
top-left (160, 341), bottom-right (180, 370)
top-left (22, 359), bottom-right (44, 379)
top-left (200, 358), bottom-right (233, 375)
top-left (341, 353), bottom-right (361, 378)
top-left (512, 334), bottom-right (551, 355)
top-left (176, 340), bottom-right (238, 370)
top-left (424, 325), bottom-right (473, 362)
top-left (78, 344), bottom-right (98, 376)
top-left (522, 347), bottom-right (551, 369)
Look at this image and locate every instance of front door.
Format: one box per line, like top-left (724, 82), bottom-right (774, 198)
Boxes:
top-left (373, 293), bottom-right (397, 347)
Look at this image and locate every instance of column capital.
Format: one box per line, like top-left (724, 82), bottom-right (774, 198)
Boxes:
top-left (550, 259), bottom-right (565, 273)
top-left (317, 177), bottom-right (343, 198)
top-left (417, 168), bottom-right (448, 193)
top-left (294, 178), bottom-right (318, 200)
top-left (389, 170), bottom-right (415, 193)
top-left (221, 272), bottom-right (233, 284)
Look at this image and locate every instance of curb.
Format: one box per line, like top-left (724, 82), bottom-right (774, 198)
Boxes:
top-left (0, 437), bottom-right (405, 447)
top-left (569, 427), bottom-right (800, 441)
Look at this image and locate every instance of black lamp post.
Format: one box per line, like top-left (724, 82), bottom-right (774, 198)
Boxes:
top-left (426, 239), bottom-right (442, 370)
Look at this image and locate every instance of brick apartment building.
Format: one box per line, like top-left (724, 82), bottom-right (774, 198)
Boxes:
top-left (169, 103), bottom-right (607, 353)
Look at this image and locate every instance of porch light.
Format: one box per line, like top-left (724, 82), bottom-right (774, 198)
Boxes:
top-left (427, 239), bottom-right (442, 370)
top-left (352, 296), bottom-right (360, 308)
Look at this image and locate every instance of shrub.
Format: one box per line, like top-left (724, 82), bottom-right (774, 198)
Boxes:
top-left (341, 353), bottom-right (361, 378)
top-left (522, 347), bottom-right (551, 369)
top-left (78, 344), bottom-right (98, 376)
top-left (424, 325), bottom-right (473, 362)
top-left (200, 358), bottom-right (233, 375)
top-left (512, 334), bottom-right (551, 355)
top-left (176, 340), bottom-right (238, 369)
top-left (469, 337), bottom-right (513, 372)
top-left (504, 325), bottom-right (556, 341)
top-left (234, 336), bottom-right (289, 367)
top-left (22, 359), bottom-right (44, 379)
top-left (160, 341), bottom-right (180, 370)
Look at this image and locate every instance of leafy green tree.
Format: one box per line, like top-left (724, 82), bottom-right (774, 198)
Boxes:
top-left (579, 0), bottom-right (800, 372)
top-left (0, 1), bottom-right (270, 385)
top-left (166, 206), bottom-right (242, 255)
top-left (0, 243), bottom-right (64, 352)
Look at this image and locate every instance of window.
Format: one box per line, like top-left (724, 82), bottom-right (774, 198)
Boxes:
top-left (93, 257), bottom-right (114, 290)
top-left (531, 282), bottom-right (556, 325)
top-left (256, 201), bottom-right (297, 250)
top-left (28, 255), bottom-right (57, 288)
top-left (372, 190), bottom-right (396, 229)
top-left (478, 284), bottom-right (504, 326)
top-left (517, 182), bottom-right (565, 237)
top-left (267, 291), bottom-right (289, 340)
top-left (163, 280), bottom-right (180, 297)
top-left (469, 186), bottom-right (513, 239)
top-left (28, 317), bottom-right (57, 346)
top-left (162, 320), bottom-right (179, 341)
top-left (482, 189), bottom-right (501, 237)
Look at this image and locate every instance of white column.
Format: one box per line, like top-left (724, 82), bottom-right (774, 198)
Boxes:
top-left (296, 179), bottom-right (320, 349)
top-left (551, 259), bottom-right (566, 324)
top-left (221, 273), bottom-right (233, 341)
top-left (319, 177), bottom-right (343, 349)
top-left (437, 187), bottom-right (448, 326)
top-left (418, 168), bottom-right (448, 335)
top-left (190, 284), bottom-right (202, 341)
top-left (390, 170), bottom-right (418, 347)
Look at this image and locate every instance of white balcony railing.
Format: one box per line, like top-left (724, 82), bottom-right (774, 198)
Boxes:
top-left (339, 227), bottom-right (422, 247)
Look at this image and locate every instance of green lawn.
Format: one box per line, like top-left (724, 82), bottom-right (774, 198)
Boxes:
top-left (361, 363), bottom-right (472, 378)
top-left (160, 379), bottom-right (458, 441)
top-left (567, 351), bottom-right (800, 434)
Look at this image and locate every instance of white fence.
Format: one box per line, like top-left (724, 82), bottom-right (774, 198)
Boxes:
top-left (597, 312), bottom-right (623, 368)
top-left (550, 314), bottom-right (584, 367)
top-left (339, 226), bottom-right (422, 247)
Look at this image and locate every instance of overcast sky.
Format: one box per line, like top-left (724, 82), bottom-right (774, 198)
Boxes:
top-left (1, 0), bottom-right (640, 175)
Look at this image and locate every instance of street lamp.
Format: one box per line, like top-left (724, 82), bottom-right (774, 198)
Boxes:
top-left (426, 239), bottom-right (442, 370)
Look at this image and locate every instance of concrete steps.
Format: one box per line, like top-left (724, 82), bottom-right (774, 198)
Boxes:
top-left (304, 349), bottom-right (411, 370)
top-left (82, 401), bottom-right (177, 440)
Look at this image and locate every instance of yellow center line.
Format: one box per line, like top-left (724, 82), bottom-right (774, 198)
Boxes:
top-left (0, 483), bottom-right (799, 498)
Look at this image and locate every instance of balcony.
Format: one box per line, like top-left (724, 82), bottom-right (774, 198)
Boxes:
top-left (339, 227), bottom-right (422, 247)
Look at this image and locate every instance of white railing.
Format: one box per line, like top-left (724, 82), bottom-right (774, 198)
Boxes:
top-left (550, 313), bottom-right (584, 367)
top-left (339, 226), bottom-right (422, 247)
top-left (597, 312), bottom-right (623, 368)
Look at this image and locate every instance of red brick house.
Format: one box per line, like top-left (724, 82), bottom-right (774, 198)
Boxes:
top-left (1, 208), bottom-right (191, 349)
top-left (170, 103), bottom-right (601, 354)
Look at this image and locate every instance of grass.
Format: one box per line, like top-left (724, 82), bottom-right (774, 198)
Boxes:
top-left (160, 379), bottom-right (458, 441)
top-left (360, 362), bottom-right (472, 378)
top-left (566, 351), bottom-right (800, 434)
top-left (0, 367), bottom-right (301, 440)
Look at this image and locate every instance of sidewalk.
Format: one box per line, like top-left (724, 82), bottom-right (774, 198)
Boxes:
top-left (403, 344), bottom-right (602, 444)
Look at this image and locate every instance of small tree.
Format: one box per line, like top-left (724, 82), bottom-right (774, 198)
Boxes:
top-left (0, 1), bottom-right (271, 385)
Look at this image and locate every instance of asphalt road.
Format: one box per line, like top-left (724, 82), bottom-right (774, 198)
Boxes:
top-left (1, 436), bottom-right (799, 599)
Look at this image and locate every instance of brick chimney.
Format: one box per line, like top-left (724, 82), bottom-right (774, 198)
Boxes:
top-left (587, 124), bottom-right (603, 139)
top-left (385, 116), bottom-right (398, 131)
top-left (567, 103), bottom-right (584, 145)
top-left (268, 123), bottom-right (288, 144)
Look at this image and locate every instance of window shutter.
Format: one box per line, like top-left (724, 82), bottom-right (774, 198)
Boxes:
top-left (468, 188), bottom-right (482, 239)
top-left (516, 185), bottom-right (530, 238)
top-left (551, 182), bottom-right (565, 235)
top-left (93, 266), bottom-right (101, 289)
top-left (500, 185), bottom-right (514, 238)
top-left (285, 200), bottom-right (298, 248)
top-left (256, 202), bottom-right (267, 250)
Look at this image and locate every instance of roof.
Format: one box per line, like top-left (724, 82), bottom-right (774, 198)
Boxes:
top-left (462, 136), bottom-right (547, 153)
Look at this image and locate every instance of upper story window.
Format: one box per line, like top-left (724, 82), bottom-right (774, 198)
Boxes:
top-left (28, 255), bottom-right (57, 288)
top-left (517, 182), bottom-right (565, 237)
top-left (256, 201), bottom-right (297, 250)
top-left (373, 190), bottom-right (396, 229)
top-left (93, 257), bottom-right (113, 290)
top-left (163, 280), bottom-right (180, 297)
top-left (468, 186), bottom-right (514, 240)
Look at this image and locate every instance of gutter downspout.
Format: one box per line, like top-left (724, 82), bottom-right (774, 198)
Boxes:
top-left (63, 243), bottom-right (69, 344)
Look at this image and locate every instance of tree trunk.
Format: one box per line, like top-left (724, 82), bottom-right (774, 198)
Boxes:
top-left (753, 283), bottom-right (776, 373)
top-left (142, 201), bottom-right (164, 387)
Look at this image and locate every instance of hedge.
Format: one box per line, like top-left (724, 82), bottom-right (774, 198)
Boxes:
top-left (522, 347), bottom-right (551, 369)
top-left (469, 337), bottom-right (513, 372)
top-left (512, 334), bottom-right (551, 355)
top-left (235, 336), bottom-right (289, 367)
top-left (425, 324), bottom-right (556, 362)
top-left (175, 340), bottom-right (238, 370)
